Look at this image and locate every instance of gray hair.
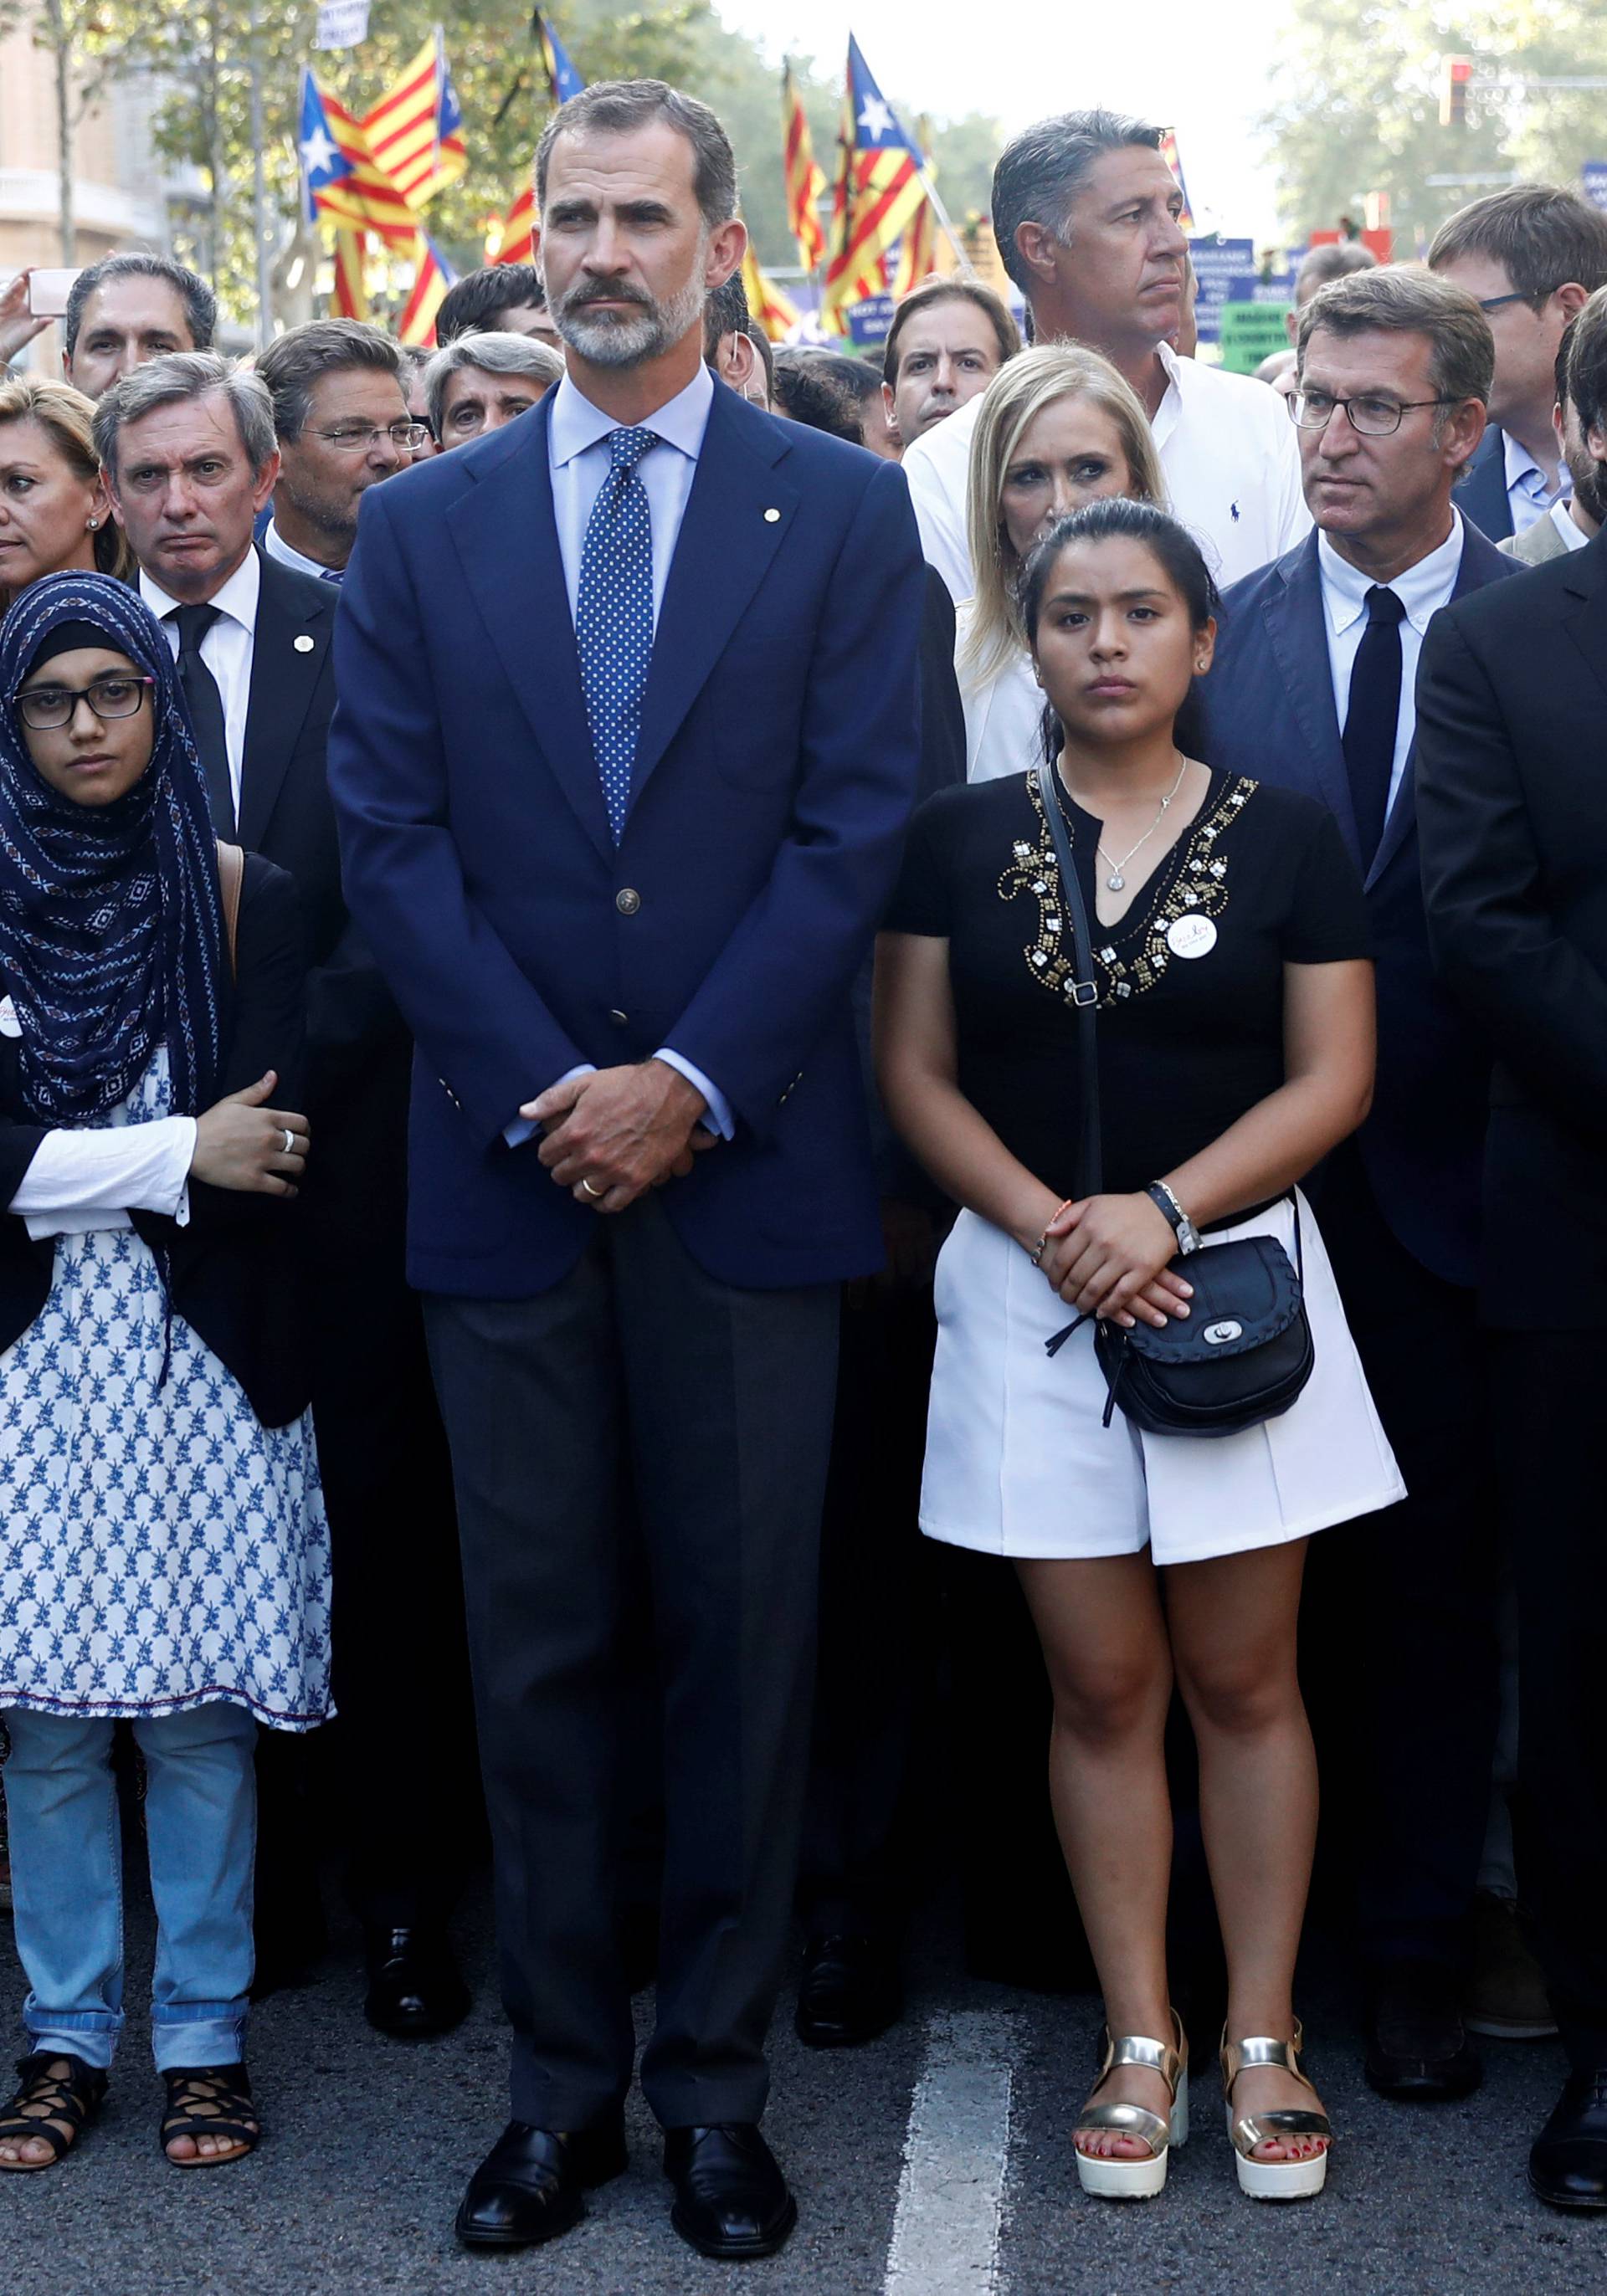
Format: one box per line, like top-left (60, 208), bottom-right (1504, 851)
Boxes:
top-left (254, 319), bottom-right (405, 443)
top-left (64, 251), bottom-right (216, 357)
top-left (423, 330), bottom-right (566, 435)
top-left (991, 110), bottom-right (1164, 295)
top-left (1297, 264), bottom-right (1494, 423)
top-left (537, 79), bottom-right (737, 230)
top-left (93, 350), bottom-right (277, 479)
top-left (1294, 242), bottom-right (1378, 305)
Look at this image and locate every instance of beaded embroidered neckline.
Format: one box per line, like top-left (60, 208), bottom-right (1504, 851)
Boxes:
top-left (1000, 771), bottom-right (1257, 1008)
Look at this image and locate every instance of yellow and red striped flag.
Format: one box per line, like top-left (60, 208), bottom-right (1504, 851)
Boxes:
top-left (362, 33), bottom-right (466, 213)
top-left (1159, 130), bottom-right (1195, 231)
top-left (330, 228), bottom-right (370, 320)
top-left (488, 183), bottom-right (537, 266)
top-left (823, 38), bottom-right (927, 329)
top-left (741, 243), bottom-right (800, 343)
top-left (783, 62), bottom-right (826, 273)
top-left (398, 233), bottom-right (459, 347)
top-left (300, 69), bottom-right (418, 244)
top-left (891, 119), bottom-right (938, 297)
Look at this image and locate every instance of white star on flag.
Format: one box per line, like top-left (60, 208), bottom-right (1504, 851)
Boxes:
top-left (300, 124), bottom-right (339, 179)
top-left (857, 94), bottom-right (896, 142)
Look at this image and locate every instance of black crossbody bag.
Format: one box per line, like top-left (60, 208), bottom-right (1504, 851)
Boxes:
top-left (1035, 758), bottom-right (1314, 1439)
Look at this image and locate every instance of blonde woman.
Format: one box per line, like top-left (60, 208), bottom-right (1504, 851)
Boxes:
top-left (0, 376), bottom-right (134, 615)
top-left (959, 347), bottom-right (1165, 784)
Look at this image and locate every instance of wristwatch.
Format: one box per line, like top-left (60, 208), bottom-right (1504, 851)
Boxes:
top-left (1147, 1180), bottom-right (1202, 1255)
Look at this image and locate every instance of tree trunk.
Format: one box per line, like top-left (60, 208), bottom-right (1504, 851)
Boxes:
top-left (44, 0), bottom-right (74, 265)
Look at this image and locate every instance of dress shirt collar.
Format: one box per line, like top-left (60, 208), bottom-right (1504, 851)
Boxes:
top-left (1551, 496), bottom-right (1592, 551)
top-left (548, 361), bottom-right (714, 469)
top-left (1316, 512), bottom-right (1466, 638)
top-left (1504, 424), bottom-right (1568, 503)
top-left (140, 544), bottom-right (261, 635)
top-left (263, 516), bottom-right (344, 582)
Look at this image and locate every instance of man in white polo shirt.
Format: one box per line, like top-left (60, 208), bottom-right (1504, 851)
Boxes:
top-left (902, 109), bottom-right (1309, 601)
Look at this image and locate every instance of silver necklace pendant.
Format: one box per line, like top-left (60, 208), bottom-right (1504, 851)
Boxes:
top-left (1106, 870), bottom-right (1125, 892)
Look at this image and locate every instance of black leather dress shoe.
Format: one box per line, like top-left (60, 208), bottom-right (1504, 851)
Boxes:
top-left (1531, 2071), bottom-right (1607, 2210)
top-left (796, 1933), bottom-right (902, 2048)
top-left (455, 2118), bottom-right (628, 2249)
top-left (663, 2124), bottom-right (798, 2260)
top-left (362, 1923), bottom-right (471, 2038)
top-left (1364, 1961), bottom-right (1482, 2101)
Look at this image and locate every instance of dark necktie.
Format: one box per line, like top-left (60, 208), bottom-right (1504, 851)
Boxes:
top-left (170, 602), bottom-right (235, 838)
top-left (575, 425), bottom-right (660, 843)
top-left (1340, 584), bottom-right (1405, 869)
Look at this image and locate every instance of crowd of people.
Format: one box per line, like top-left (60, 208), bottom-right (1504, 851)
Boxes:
top-left (0, 71), bottom-right (1602, 2261)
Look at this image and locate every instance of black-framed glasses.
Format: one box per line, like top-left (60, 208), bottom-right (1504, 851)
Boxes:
top-left (309, 420), bottom-right (429, 454)
top-left (1288, 389), bottom-right (1460, 437)
top-left (14, 673), bottom-right (155, 731)
top-left (1476, 288), bottom-right (1558, 315)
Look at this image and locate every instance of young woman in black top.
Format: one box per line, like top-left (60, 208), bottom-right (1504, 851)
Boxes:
top-left (877, 501), bottom-right (1401, 2203)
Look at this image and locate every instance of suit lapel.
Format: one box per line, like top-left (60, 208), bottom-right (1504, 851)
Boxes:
top-left (1262, 537), bottom-right (1360, 861)
top-left (239, 550), bottom-right (333, 849)
top-left (1560, 531), bottom-right (1607, 709)
top-left (445, 397), bottom-right (612, 861)
top-left (626, 387), bottom-right (795, 813)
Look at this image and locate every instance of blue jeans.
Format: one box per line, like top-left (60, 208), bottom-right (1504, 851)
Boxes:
top-left (2, 1703), bottom-right (256, 2072)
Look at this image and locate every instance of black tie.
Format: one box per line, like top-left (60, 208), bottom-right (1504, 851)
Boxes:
top-left (170, 602), bottom-right (234, 838)
top-left (1341, 585), bottom-right (1405, 869)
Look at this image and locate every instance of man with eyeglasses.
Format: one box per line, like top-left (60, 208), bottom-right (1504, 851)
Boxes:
top-left (1430, 184), bottom-right (1607, 541)
top-left (255, 321), bottom-right (423, 582)
top-left (1196, 264), bottom-right (1520, 2111)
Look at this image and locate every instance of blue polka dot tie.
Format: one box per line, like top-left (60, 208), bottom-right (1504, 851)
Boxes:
top-left (576, 424), bottom-right (660, 843)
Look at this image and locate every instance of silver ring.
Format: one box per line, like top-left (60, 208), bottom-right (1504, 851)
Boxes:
top-left (579, 1178), bottom-right (604, 1199)
top-left (281, 1128), bottom-right (295, 1156)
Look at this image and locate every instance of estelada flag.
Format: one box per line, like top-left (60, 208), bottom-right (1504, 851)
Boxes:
top-left (534, 8), bottom-right (585, 106)
top-left (1159, 130), bottom-right (1195, 232)
top-left (330, 228), bottom-right (369, 320)
top-left (822, 38), bottom-right (927, 327)
top-left (362, 32), bottom-right (467, 212)
top-left (398, 232), bottom-right (459, 347)
top-left (300, 68), bottom-right (418, 244)
top-left (782, 62), bottom-right (826, 273)
top-left (891, 118), bottom-right (938, 299)
top-left (488, 184), bottom-right (537, 266)
top-left (741, 243), bottom-right (800, 344)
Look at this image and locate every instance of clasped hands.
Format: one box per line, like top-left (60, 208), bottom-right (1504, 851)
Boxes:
top-left (524, 1060), bottom-right (717, 1213)
top-left (1032, 1191), bottom-right (1194, 1330)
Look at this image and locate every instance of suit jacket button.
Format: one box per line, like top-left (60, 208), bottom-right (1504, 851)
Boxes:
top-left (615, 888), bottom-right (641, 916)
top-left (609, 1008), bottom-right (629, 1026)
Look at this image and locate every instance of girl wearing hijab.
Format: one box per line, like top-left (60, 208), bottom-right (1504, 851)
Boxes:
top-left (0, 572), bottom-right (330, 2172)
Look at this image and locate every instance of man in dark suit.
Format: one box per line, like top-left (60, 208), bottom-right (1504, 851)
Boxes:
top-left (95, 351), bottom-right (475, 2037)
top-left (328, 81), bottom-right (924, 2263)
top-left (1417, 282), bottom-right (1607, 2212)
top-left (1196, 265), bottom-right (1519, 2101)
top-left (1429, 183), bottom-right (1607, 542)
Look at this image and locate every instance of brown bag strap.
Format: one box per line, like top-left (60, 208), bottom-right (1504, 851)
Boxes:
top-left (215, 840), bottom-right (244, 980)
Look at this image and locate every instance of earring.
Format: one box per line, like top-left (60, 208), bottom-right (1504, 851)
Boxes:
top-left (86, 516), bottom-right (98, 530)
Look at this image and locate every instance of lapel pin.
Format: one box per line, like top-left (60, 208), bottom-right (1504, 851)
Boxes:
top-left (763, 507), bottom-right (781, 523)
top-left (293, 634), bottom-right (315, 652)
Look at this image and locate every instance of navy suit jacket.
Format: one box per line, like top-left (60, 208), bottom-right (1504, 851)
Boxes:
top-left (1456, 426), bottom-right (1514, 542)
top-left (1194, 522), bottom-right (1519, 1288)
top-left (327, 378), bottom-right (926, 1298)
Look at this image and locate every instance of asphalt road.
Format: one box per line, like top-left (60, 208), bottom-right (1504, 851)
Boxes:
top-left (2, 1875), bottom-right (1604, 2295)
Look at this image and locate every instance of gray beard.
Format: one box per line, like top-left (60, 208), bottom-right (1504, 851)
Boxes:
top-left (553, 269), bottom-right (706, 370)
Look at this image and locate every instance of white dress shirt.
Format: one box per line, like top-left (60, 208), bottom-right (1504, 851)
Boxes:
top-left (263, 517), bottom-right (343, 584)
top-left (141, 551), bottom-right (259, 817)
top-left (0, 1002), bottom-right (193, 1237)
top-left (519, 362), bottom-right (731, 1140)
top-left (1317, 513), bottom-right (1465, 820)
top-left (901, 342), bottom-right (1312, 607)
top-left (954, 602), bottom-right (1045, 784)
top-left (1503, 428), bottom-right (1568, 536)
top-left (1548, 496), bottom-right (1591, 553)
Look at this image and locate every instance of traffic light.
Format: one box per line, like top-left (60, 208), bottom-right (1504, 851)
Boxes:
top-left (1440, 54), bottom-right (1472, 128)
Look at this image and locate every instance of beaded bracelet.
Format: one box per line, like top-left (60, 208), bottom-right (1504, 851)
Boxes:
top-left (1029, 1200), bottom-right (1076, 1268)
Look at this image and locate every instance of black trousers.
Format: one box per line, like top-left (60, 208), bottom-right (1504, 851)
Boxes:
top-left (799, 1273), bottom-right (939, 1942)
top-left (1303, 1149), bottom-right (1501, 1973)
top-left (1488, 1330), bottom-right (1607, 2072)
top-left (424, 1194), bottom-right (839, 2129)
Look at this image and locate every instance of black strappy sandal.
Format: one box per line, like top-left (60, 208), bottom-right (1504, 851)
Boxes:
top-left (160, 2063), bottom-right (260, 2166)
top-left (0, 2051), bottom-right (107, 2170)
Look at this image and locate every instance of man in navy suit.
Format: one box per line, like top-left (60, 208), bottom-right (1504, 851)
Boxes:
top-left (1428, 183), bottom-right (1607, 541)
top-left (327, 79), bottom-right (924, 2263)
top-left (1196, 264), bottom-right (1519, 2106)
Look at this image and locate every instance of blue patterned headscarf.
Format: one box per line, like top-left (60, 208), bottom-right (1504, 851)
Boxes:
top-left (0, 571), bottom-right (224, 1124)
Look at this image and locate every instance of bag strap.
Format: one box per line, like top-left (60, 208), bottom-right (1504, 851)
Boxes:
top-left (215, 840), bottom-right (244, 981)
top-left (1035, 757), bottom-right (1102, 1201)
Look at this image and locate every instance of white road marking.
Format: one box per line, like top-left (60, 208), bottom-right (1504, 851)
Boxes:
top-left (883, 2009), bottom-right (1016, 2296)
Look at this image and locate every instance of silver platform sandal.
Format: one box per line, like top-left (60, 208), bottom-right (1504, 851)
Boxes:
top-left (1073, 2012), bottom-right (1189, 2200)
top-left (1219, 2022), bottom-right (1332, 2201)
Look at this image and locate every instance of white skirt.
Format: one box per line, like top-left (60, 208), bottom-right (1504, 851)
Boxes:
top-left (921, 1192), bottom-right (1404, 1565)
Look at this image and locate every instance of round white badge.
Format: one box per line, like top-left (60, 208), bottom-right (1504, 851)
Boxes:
top-left (1166, 914), bottom-right (1218, 961)
top-left (293, 634), bottom-right (315, 653)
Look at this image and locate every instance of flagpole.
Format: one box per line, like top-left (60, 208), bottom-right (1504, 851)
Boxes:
top-left (915, 162), bottom-right (973, 276)
top-left (249, 0), bottom-right (273, 347)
